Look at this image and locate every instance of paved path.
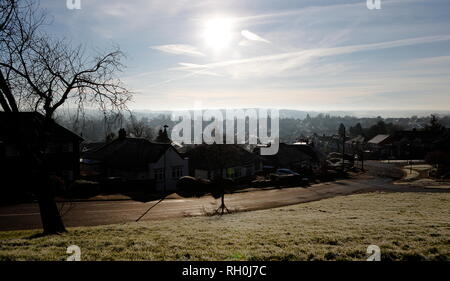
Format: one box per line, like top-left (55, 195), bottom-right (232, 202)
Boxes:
top-left (1, 175), bottom-right (447, 231)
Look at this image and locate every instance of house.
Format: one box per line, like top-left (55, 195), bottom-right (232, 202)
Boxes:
top-left (367, 130), bottom-right (439, 159)
top-left (183, 144), bottom-right (263, 181)
top-left (0, 112), bottom-right (83, 184)
top-left (311, 134), bottom-right (342, 154)
top-left (81, 129), bottom-right (188, 192)
top-left (367, 134), bottom-right (391, 147)
top-left (345, 135), bottom-right (366, 154)
top-left (366, 134), bottom-right (393, 159)
top-left (256, 143), bottom-right (323, 173)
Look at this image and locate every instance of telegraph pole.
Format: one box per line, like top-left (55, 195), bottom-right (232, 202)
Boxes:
top-left (342, 126), bottom-right (346, 172)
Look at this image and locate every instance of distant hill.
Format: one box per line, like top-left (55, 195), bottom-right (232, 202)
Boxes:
top-left (56, 107), bottom-right (450, 120)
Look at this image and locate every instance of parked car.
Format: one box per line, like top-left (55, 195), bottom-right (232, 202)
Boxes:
top-left (176, 176), bottom-right (235, 198)
top-left (270, 169), bottom-right (308, 186)
top-left (275, 168), bottom-right (300, 176)
top-left (176, 176), bottom-right (212, 197)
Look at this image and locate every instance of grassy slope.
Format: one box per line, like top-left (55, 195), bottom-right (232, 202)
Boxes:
top-left (0, 191), bottom-right (449, 261)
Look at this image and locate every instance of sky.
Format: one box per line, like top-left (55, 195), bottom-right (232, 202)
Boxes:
top-left (42, 0), bottom-right (450, 112)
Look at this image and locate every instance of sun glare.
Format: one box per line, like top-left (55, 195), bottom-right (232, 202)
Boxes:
top-left (203, 17), bottom-right (234, 51)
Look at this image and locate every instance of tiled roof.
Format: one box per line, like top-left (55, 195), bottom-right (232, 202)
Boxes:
top-left (0, 111), bottom-right (82, 142)
top-left (368, 134), bottom-right (391, 145)
top-left (82, 137), bottom-right (171, 168)
top-left (185, 144), bottom-right (260, 170)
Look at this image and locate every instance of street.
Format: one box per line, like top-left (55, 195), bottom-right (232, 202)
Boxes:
top-left (0, 175), bottom-right (444, 231)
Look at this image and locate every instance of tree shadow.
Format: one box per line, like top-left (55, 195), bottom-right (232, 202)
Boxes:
top-left (384, 185), bottom-right (450, 194)
top-left (120, 192), bottom-right (164, 203)
top-left (24, 230), bottom-right (65, 240)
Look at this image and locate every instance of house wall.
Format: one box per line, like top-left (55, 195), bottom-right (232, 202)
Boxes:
top-left (44, 139), bottom-right (80, 181)
top-left (1, 139), bottom-right (80, 182)
top-left (106, 169), bottom-right (148, 181)
top-left (194, 162), bottom-right (262, 180)
top-left (148, 147), bottom-right (188, 192)
top-left (194, 169), bottom-right (209, 179)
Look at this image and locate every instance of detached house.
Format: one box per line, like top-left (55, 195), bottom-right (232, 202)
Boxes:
top-left (81, 129), bottom-right (188, 192)
top-left (0, 112), bottom-right (83, 184)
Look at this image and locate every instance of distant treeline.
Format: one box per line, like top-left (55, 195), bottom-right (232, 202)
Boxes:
top-left (279, 114), bottom-right (450, 142)
top-left (56, 111), bottom-right (450, 143)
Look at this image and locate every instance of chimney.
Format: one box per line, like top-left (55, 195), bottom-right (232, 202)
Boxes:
top-left (118, 128), bottom-right (126, 140)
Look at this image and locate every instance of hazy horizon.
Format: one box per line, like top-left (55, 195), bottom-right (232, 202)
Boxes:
top-left (55, 107), bottom-right (450, 119)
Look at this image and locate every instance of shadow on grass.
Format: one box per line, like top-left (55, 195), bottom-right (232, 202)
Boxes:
top-left (24, 230), bottom-right (66, 240)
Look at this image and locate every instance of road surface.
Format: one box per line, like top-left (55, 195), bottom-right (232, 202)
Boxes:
top-left (0, 175), bottom-right (445, 231)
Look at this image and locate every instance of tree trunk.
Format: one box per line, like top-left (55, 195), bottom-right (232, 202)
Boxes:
top-left (1, 72), bottom-right (66, 235)
top-left (220, 193), bottom-right (225, 215)
top-left (36, 179), bottom-right (66, 234)
top-left (37, 117), bottom-right (67, 234)
top-left (26, 116), bottom-right (67, 235)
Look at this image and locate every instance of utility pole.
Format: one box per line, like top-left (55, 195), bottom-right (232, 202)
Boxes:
top-left (342, 127), bottom-right (346, 172)
top-left (163, 150), bottom-right (167, 193)
top-left (361, 148), bottom-right (364, 171)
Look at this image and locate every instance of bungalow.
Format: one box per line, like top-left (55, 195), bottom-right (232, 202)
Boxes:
top-left (256, 143), bottom-right (323, 174)
top-left (183, 144), bottom-right (263, 181)
top-left (81, 129), bottom-right (188, 192)
top-left (367, 130), bottom-right (438, 160)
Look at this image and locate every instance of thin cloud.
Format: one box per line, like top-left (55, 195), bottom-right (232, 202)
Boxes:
top-left (241, 30), bottom-right (270, 43)
top-left (151, 44), bottom-right (206, 57)
top-left (407, 55), bottom-right (450, 66)
top-left (235, 0), bottom-right (422, 24)
top-left (175, 34), bottom-right (450, 77)
top-left (178, 63), bottom-right (222, 76)
top-left (178, 62), bottom-right (207, 68)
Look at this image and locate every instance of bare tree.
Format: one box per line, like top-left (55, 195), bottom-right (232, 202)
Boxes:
top-left (0, 0), bottom-right (131, 234)
top-left (126, 114), bottom-right (153, 140)
top-left (204, 144), bottom-right (239, 215)
top-left (0, 0), bottom-right (14, 30)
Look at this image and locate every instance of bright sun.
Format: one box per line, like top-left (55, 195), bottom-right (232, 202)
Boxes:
top-left (203, 18), bottom-right (234, 51)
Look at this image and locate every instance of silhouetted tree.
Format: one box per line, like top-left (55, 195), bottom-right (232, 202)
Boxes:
top-left (349, 123), bottom-right (363, 137)
top-left (0, 0), bottom-right (130, 234)
top-left (126, 114), bottom-right (153, 140)
top-left (425, 115), bottom-right (445, 133)
top-left (105, 132), bottom-right (116, 143)
top-left (208, 144), bottom-right (237, 215)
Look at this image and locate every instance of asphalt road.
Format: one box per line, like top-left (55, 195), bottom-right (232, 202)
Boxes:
top-left (0, 175), bottom-right (439, 231)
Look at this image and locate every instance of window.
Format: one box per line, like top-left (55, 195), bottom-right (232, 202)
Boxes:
top-left (255, 160), bottom-right (261, 170)
top-left (154, 168), bottom-right (164, 181)
top-left (61, 142), bottom-right (73, 153)
top-left (245, 165), bottom-right (253, 176)
top-left (226, 168), bottom-right (235, 178)
top-left (172, 166), bottom-right (183, 179)
top-left (235, 167), bottom-right (242, 178)
top-left (45, 143), bottom-right (58, 153)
